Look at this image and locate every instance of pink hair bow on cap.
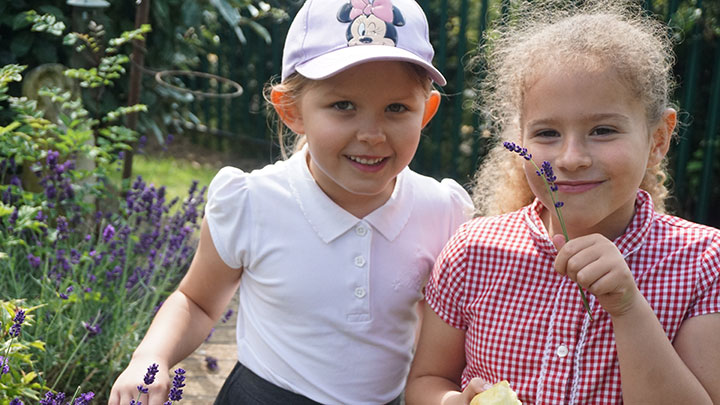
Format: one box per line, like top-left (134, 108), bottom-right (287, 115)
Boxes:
top-left (349, 0), bottom-right (394, 22)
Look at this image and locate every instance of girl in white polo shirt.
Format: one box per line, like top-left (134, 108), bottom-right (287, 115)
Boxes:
top-left (108, 0), bottom-right (473, 404)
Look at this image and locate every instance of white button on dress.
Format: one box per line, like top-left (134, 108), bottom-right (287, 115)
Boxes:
top-left (556, 344), bottom-right (569, 358)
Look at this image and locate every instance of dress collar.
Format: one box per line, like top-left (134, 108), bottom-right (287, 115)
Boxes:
top-left (286, 146), bottom-right (413, 244)
top-left (524, 189), bottom-right (656, 263)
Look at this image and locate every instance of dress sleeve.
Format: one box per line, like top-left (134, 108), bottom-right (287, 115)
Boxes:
top-left (204, 166), bottom-right (252, 269)
top-left (687, 235), bottom-right (720, 318)
top-left (424, 222), bottom-right (472, 330)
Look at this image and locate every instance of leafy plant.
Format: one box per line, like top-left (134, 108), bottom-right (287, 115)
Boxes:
top-left (0, 14), bottom-right (205, 402)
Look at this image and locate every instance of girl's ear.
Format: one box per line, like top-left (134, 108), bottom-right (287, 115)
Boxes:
top-left (421, 90), bottom-right (441, 128)
top-left (648, 108), bottom-right (676, 167)
top-left (271, 89), bottom-right (304, 134)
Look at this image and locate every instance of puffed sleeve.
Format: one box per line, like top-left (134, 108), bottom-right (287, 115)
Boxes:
top-left (424, 222), bottom-right (472, 330)
top-left (687, 234), bottom-right (720, 318)
top-left (439, 177), bottom-right (475, 226)
top-left (204, 167), bottom-right (252, 269)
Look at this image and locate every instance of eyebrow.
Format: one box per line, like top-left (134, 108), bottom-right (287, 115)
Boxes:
top-left (526, 113), bottom-right (632, 127)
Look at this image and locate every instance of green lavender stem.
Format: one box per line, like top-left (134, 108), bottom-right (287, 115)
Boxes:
top-left (531, 160), bottom-right (594, 321)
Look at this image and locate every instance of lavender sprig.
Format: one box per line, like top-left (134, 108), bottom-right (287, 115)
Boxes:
top-left (504, 142), bottom-right (593, 321)
top-left (164, 368), bottom-right (186, 404)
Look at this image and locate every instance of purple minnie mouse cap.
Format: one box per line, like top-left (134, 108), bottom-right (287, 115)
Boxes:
top-left (281, 0), bottom-right (446, 85)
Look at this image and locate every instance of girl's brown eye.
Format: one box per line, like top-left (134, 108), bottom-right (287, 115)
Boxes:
top-left (591, 127), bottom-right (616, 136)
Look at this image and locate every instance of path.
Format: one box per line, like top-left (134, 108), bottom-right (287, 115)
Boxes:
top-left (175, 297), bottom-right (238, 404)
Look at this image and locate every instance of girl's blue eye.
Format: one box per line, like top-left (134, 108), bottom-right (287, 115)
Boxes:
top-left (386, 103), bottom-right (408, 113)
top-left (333, 101), bottom-right (354, 111)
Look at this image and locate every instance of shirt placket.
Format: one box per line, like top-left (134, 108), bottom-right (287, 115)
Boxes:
top-left (537, 277), bottom-right (586, 404)
top-left (347, 220), bottom-right (372, 322)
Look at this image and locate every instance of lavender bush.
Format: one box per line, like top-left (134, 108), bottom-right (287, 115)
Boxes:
top-left (0, 14), bottom-right (202, 403)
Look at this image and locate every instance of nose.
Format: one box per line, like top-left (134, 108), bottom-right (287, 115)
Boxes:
top-left (356, 119), bottom-right (386, 145)
top-left (555, 135), bottom-right (592, 171)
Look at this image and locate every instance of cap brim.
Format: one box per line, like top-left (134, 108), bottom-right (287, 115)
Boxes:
top-left (295, 45), bottom-right (447, 86)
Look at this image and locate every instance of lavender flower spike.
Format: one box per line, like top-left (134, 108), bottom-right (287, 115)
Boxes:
top-left (167, 368), bottom-right (186, 402)
top-left (503, 141), bottom-right (532, 160)
top-left (144, 363), bottom-right (160, 385)
top-left (9, 309), bottom-right (25, 337)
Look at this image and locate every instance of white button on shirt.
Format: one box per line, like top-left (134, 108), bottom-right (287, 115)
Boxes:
top-left (204, 146), bottom-right (473, 405)
top-left (557, 344), bottom-right (569, 358)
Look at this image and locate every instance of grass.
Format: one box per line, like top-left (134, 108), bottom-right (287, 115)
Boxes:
top-left (119, 153), bottom-right (221, 208)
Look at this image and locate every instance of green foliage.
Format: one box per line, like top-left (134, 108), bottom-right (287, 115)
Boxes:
top-left (0, 300), bottom-right (48, 402)
top-left (0, 14), bottom-right (205, 402)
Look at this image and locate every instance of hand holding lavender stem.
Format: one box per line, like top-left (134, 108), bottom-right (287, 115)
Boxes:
top-left (504, 142), bottom-right (593, 321)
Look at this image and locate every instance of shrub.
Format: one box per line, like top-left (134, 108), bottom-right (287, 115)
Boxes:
top-left (0, 14), bottom-right (203, 403)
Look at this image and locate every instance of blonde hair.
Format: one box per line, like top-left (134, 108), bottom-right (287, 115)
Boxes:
top-left (264, 62), bottom-right (434, 160)
top-left (471, 0), bottom-right (676, 216)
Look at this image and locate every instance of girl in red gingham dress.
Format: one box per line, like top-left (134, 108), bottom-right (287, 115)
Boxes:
top-left (405, 1), bottom-right (720, 404)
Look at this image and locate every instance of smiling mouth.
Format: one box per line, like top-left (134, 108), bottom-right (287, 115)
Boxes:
top-left (554, 181), bottom-right (603, 193)
top-left (347, 155), bottom-right (385, 165)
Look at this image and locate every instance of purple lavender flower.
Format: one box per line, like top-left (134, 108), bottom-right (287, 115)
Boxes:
top-left (205, 356), bottom-right (219, 372)
top-left (102, 224), bottom-right (116, 242)
top-left (503, 141), bottom-right (532, 160)
top-left (9, 309), bottom-right (25, 337)
top-left (28, 253), bottom-right (42, 268)
top-left (73, 392), bottom-right (95, 405)
top-left (0, 356), bottom-right (9, 374)
top-left (39, 391), bottom-right (65, 405)
top-left (540, 161), bottom-right (559, 191)
top-left (167, 368), bottom-right (186, 401)
top-left (144, 363), bottom-right (160, 385)
top-left (9, 398), bottom-right (23, 405)
top-left (46, 150), bottom-right (60, 168)
top-left (82, 320), bottom-right (101, 336)
top-left (205, 328), bottom-right (215, 342)
top-left (137, 385), bottom-right (149, 394)
top-left (221, 309), bottom-right (234, 323)
top-left (9, 207), bottom-right (18, 225)
top-left (35, 210), bottom-right (46, 223)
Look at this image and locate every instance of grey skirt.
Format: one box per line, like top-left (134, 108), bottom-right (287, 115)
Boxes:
top-left (214, 362), bottom-right (403, 405)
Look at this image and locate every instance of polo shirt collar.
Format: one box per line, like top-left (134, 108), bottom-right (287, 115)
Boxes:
top-left (287, 147), bottom-right (413, 244)
top-left (525, 189), bottom-right (655, 264)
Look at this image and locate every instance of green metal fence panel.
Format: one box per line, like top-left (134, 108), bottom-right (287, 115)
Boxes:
top-left (190, 0), bottom-right (720, 228)
top-left (696, 39), bottom-right (720, 223)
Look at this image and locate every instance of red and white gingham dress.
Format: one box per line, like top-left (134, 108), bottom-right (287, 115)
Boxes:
top-left (426, 190), bottom-right (720, 404)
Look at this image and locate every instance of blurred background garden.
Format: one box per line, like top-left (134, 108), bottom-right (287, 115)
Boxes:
top-left (1, 0), bottom-right (719, 403)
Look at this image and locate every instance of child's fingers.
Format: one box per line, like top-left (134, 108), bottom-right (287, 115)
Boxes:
top-left (553, 235), bottom-right (598, 277)
top-left (551, 234), bottom-right (567, 251)
top-left (463, 377), bottom-right (494, 403)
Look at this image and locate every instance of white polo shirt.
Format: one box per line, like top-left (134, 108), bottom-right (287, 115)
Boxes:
top-left (205, 147), bottom-right (473, 404)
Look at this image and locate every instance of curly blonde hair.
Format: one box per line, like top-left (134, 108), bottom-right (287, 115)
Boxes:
top-left (471, 0), bottom-right (676, 216)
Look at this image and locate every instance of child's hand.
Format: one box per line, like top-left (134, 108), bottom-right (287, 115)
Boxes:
top-left (552, 233), bottom-right (639, 317)
top-left (450, 378), bottom-right (494, 405)
top-left (108, 358), bottom-right (171, 405)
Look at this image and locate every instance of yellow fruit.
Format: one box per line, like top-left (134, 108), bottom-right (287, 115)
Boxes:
top-left (469, 380), bottom-right (522, 405)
